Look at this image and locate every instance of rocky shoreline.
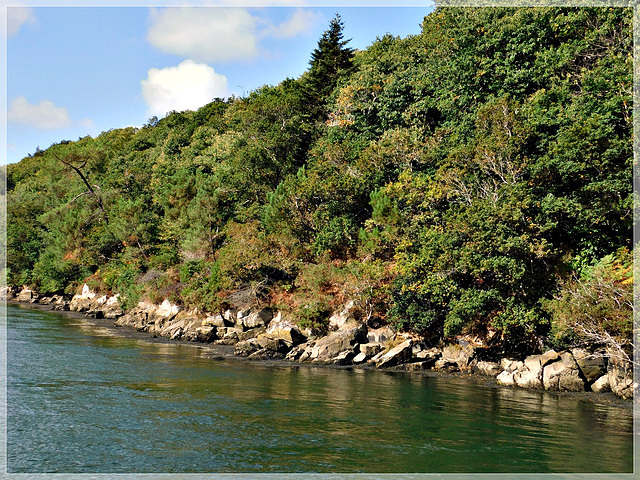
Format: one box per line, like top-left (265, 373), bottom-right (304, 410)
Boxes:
top-left (4, 284), bottom-right (635, 400)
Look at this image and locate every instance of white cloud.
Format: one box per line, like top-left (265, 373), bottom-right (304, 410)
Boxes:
top-left (7, 6), bottom-right (36, 37)
top-left (147, 8), bottom-right (259, 63)
top-left (271, 8), bottom-right (319, 38)
top-left (141, 60), bottom-right (230, 117)
top-left (8, 96), bottom-right (71, 130)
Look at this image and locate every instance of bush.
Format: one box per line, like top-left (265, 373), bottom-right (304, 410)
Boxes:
top-left (295, 300), bottom-right (331, 335)
top-left (546, 248), bottom-right (633, 360)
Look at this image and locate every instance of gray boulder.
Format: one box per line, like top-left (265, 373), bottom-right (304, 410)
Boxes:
top-left (195, 325), bottom-right (217, 343)
top-left (514, 350), bottom-right (560, 389)
top-left (359, 342), bottom-right (383, 356)
top-left (266, 315), bottom-right (307, 346)
top-left (235, 339), bottom-right (262, 357)
top-left (414, 347), bottom-right (441, 368)
top-left (303, 324), bottom-right (367, 363)
top-left (202, 315), bottom-right (227, 328)
top-left (332, 350), bottom-right (356, 365)
top-left (607, 353), bottom-right (635, 399)
top-left (376, 339), bottom-right (413, 369)
top-left (366, 326), bottom-right (396, 343)
top-left (572, 348), bottom-right (607, 383)
top-left (591, 374), bottom-right (611, 393)
top-left (474, 360), bottom-right (502, 377)
top-left (542, 352), bottom-right (586, 392)
top-left (238, 326), bottom-right (267, 342)
top-left (440, 343), bottom-right (475, 370)
top-left (242, 308), bottom-right (273, 329)
top-left (496, 360), bottom-right (524, 386)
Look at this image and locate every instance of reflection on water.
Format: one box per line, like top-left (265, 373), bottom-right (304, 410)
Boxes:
top-left (7, 304), bottom-right (633, 473)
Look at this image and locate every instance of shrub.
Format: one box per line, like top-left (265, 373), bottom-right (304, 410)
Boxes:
top-left (546, 248), bottom-right (633, 361)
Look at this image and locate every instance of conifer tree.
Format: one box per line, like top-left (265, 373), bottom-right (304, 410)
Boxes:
top-left (306, 13), bottom-right (354, 109)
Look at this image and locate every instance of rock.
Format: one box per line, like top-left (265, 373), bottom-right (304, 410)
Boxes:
top-left (195, 325), bottom-right (217, 343)
top-left (266, 315), bottom-right (306, 345)
top-left (513, 351), bottom-right (561, 389)
top-left (157, 299), bottom-right (181, 318)
top-left (607, 353), bottom-right (635, 399)
top-left (216, 327), bottom-right (243, 345)
top-left (304, 324), bottom-right (367, 363)
top-left (414, 347), bottom-right (441, 368)
top-left (223, 309), bottom-right (237, 323)
top-left (572, 348), bottom-right (607, 383)
top-left (359, 342), bottom-right (382, 356)
top-left (235, 339), bottom-right (262, 357)
top-left (496, 369), bottom-right (516, 386)
top-left (500, 358), bottom-right (523, 371)
top-left (255, 334), bottom-right (291, 354)
top-left (202, 315), bottom-right (226, 328)
top-left (403, 361), bottom-right (430, 372)
top-left (434, 359), bottom-right (459, 372)
top-left (103, 307), bottom-right (124, 319)
top-left (496, 360), bottom-right (524, 386)
top-left (474, 361), bottom-right (502, 376)
top-left (440, 343), bottom-right (475, 370)
top-left (376, 340), bottom-right (413, 369)
top-left (69, 297), bottom-right (93, 312)
top-left (591, 374), bottom-right (611, 393)
top-left (328, 300), bottom-right (358, 331)
top-left (238, 326), bottom-right (267, 342)
top-left (542, 352), bottom-right (586, 392)
top-left (0, 286), bottom-right (15, 300)
top-left (242, 308), bottom-right (273, 329)
top-left (248, 349), bottom-right (285, 360)
top-left (285, 343), bottom-right (309, 361)
top-left (366, 326), bottom-right (396, 343)
top-left (161, 319), bottom-right (185, 337)
top-left (352, 352), bottom-right (368, 364)
top-left (332, 350), bottom-right (355, 365)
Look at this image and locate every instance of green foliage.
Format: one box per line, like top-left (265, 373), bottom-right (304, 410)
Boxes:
top-left (306, 13), bottom-right (355, 109)
top-left (546, 248), bottom-right (633, 354)
top-left (6, 7), bottom-right (631, 356)
top-left (295, 301), bottom-right (331, 335)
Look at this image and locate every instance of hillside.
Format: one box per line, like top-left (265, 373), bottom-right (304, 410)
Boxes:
top-left (6, 7), bottom-right (633, 358)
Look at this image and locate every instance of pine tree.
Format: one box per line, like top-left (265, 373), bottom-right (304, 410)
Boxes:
top-left (306, 14), bottom-right (354, 109)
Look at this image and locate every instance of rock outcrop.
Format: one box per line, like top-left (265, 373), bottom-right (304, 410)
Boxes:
top-left (11, 287), bottom-right (635, 399)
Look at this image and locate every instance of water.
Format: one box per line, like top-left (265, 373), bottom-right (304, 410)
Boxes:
top-left (6, 304), bottom-right (634, 474)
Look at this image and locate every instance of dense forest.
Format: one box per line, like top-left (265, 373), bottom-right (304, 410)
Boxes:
top-left (6, 7), bottom-right (633, 357)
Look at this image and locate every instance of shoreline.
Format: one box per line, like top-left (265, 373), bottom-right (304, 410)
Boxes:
top-left (6, 297), bottom-right (633, 407)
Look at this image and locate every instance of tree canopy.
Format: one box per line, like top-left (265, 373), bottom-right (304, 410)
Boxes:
top-left (6, 7), bottom-right (633, 356)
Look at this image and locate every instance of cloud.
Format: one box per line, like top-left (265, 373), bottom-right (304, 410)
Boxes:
top-left (141, 60), bottom-right (230, 116)
top-left (271, 9), bottom-right (319, 38)
top-left (8, 96), bottom-right (72, 130)
top-left (147, 8), bottom-right (259, 63)
top-left (7, 6), bottom-right (36, 37)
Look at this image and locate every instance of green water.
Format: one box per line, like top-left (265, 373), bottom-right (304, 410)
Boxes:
top-left (6, 304), bottom-right (634, 474)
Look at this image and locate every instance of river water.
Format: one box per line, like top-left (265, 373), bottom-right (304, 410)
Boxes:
top-left (6, 303), bottom-right (634, 474)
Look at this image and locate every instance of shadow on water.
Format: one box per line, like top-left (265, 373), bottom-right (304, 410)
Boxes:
top-left (6, 304), bottom-right (634, 474)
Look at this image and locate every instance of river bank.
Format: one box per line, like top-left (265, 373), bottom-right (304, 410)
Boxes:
top-left (4, 284), bottom-right (635, 400)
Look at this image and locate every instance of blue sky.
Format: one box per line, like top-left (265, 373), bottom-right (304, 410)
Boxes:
top-left (5, 2), bottom-right (434, 165)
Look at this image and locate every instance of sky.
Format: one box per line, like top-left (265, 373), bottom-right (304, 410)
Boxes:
top-left (4, 2), bottom-right (435, 165)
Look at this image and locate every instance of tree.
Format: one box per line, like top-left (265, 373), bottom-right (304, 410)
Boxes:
top-left (306, 14), bottom-right (355, 110)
